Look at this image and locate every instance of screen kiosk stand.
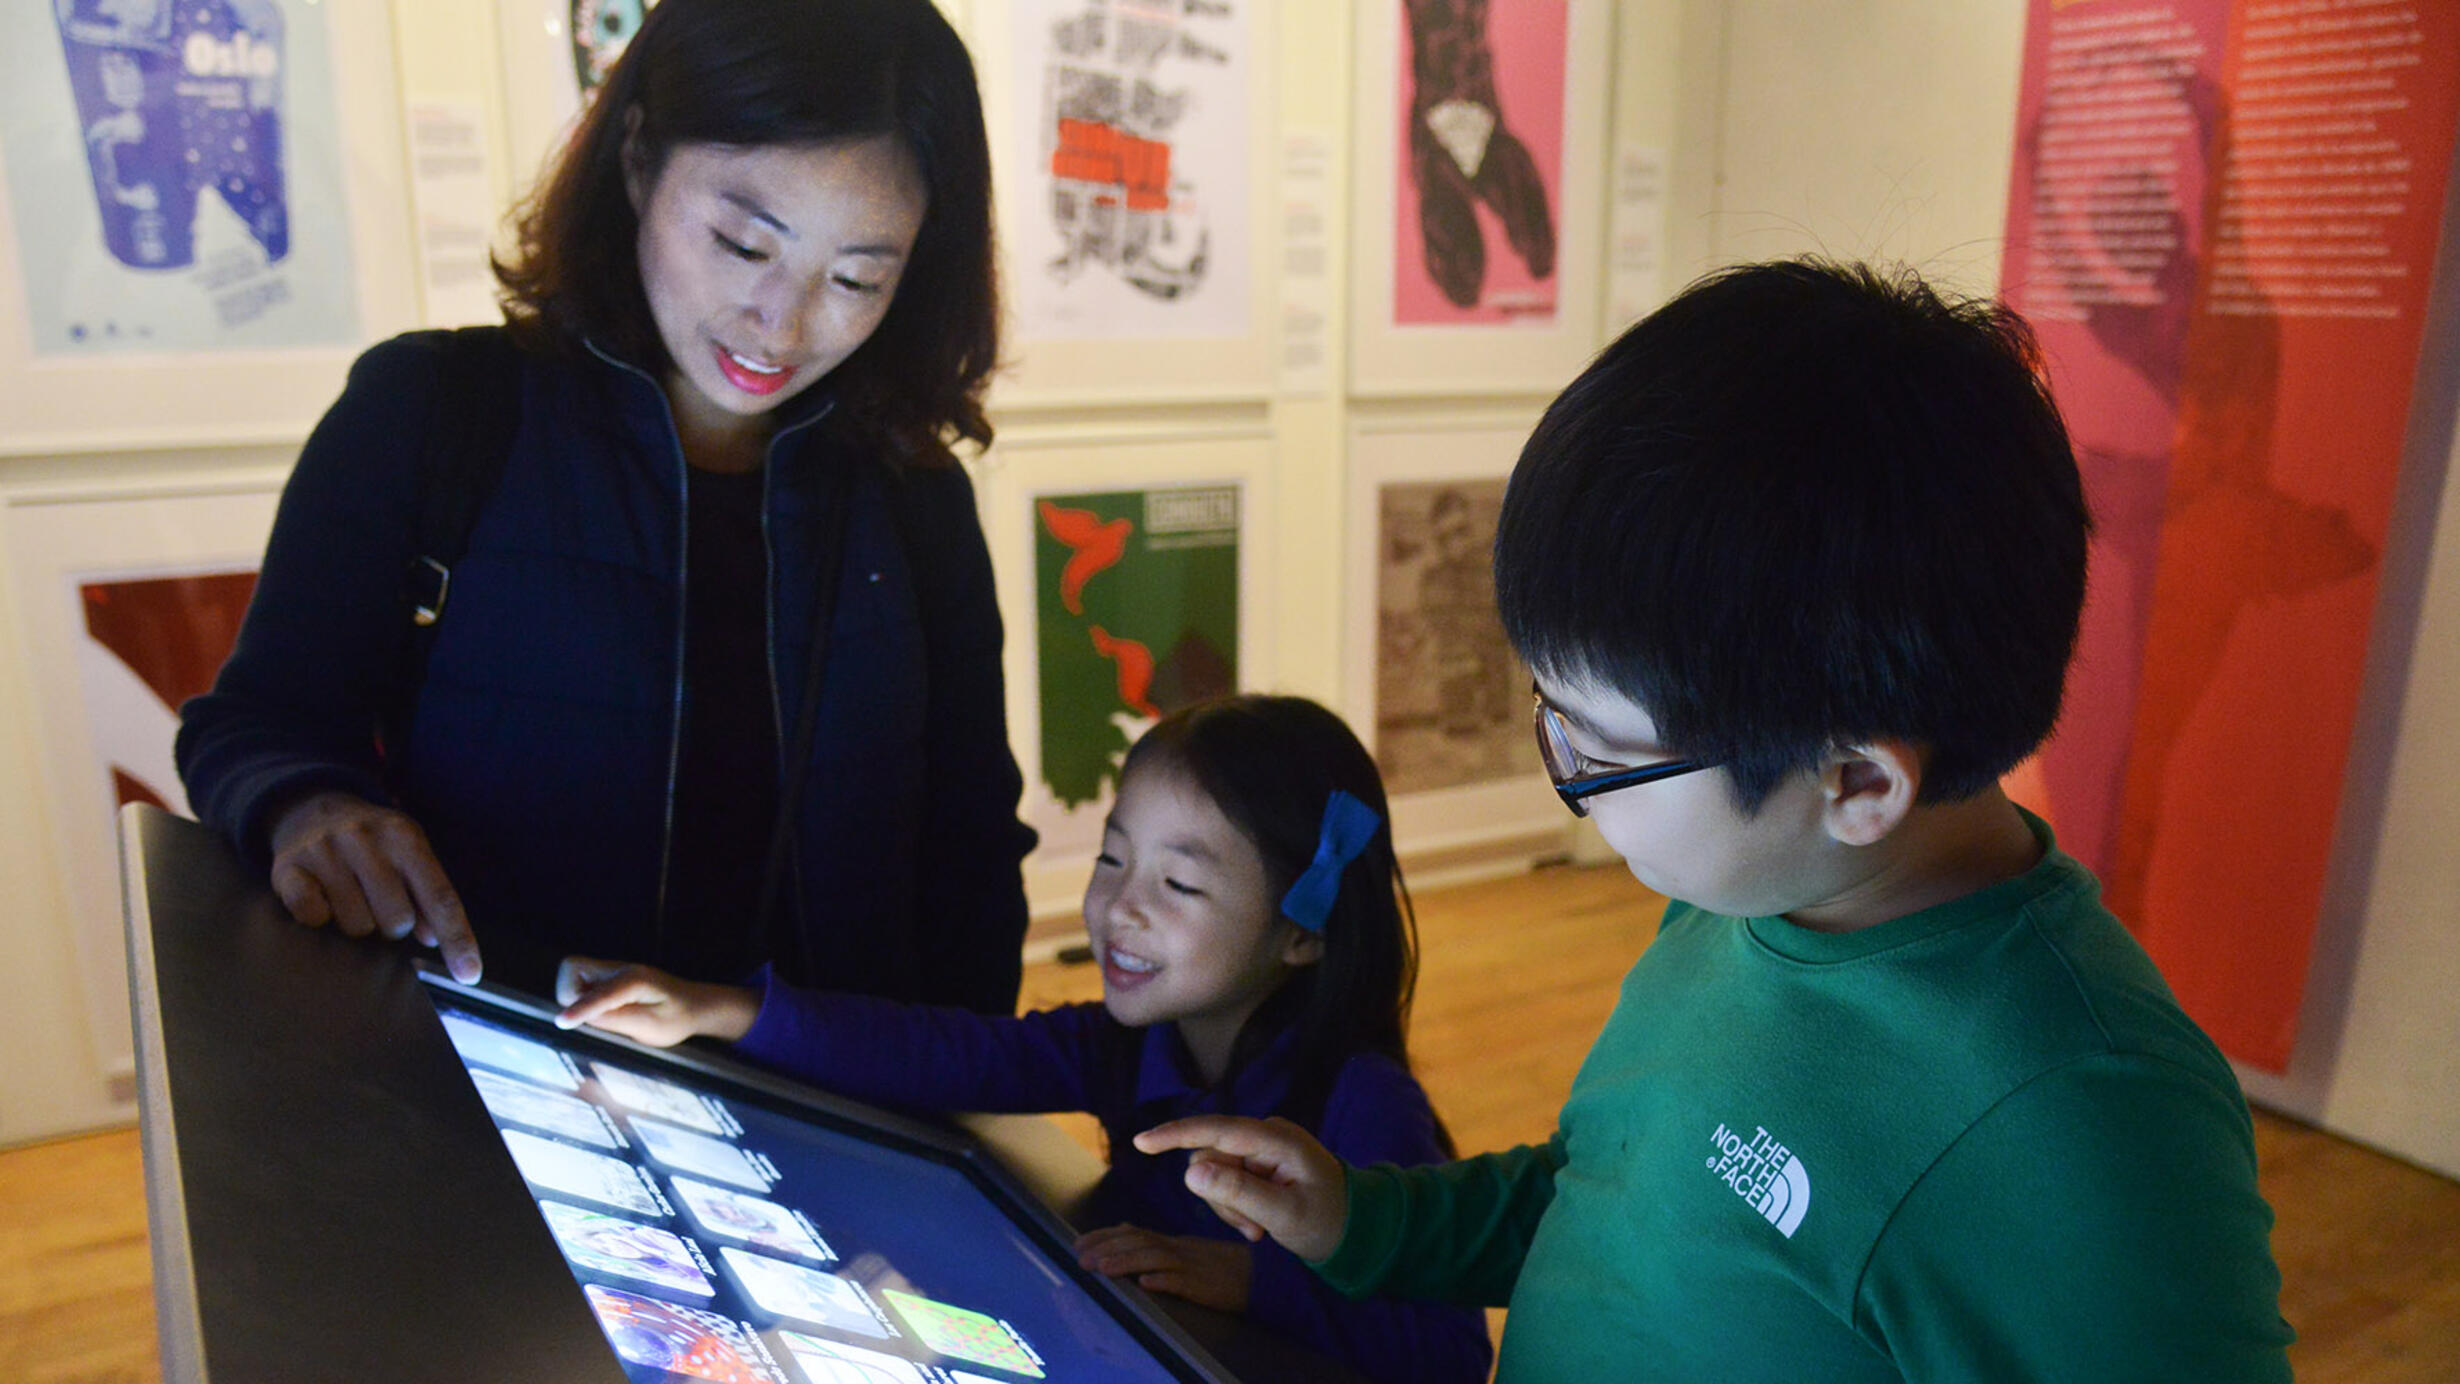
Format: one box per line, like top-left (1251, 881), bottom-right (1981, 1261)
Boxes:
top-left (123, 804), bottom-right (1370, 1384)
top-left (124, 802), bottom-right (631, 1382)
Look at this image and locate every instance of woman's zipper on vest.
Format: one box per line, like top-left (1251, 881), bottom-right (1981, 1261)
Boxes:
top-left (581, 340), bottom-right (721, 966)
top-left (649, 404), bottom-right (691, 966)
top-left (758, 453), bottom-right (788, 939)
top-left (759, 402), bottom-right (834, 951)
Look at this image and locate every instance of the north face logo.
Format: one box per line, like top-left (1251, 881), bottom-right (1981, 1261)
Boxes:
top-left (1707, 1123), bottom-right (1810, 1238)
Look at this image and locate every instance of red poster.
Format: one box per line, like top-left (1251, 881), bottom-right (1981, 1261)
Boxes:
top-left (78, 571), bottom-right (256, 813)
top-left (2000, 0), bottom-right (2460, 1068)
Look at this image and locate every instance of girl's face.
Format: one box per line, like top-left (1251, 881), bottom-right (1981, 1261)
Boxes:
top-left (1082, 762), bottom-right (1321, 1083)
top-left (628, 134), bottom-right (927, 454)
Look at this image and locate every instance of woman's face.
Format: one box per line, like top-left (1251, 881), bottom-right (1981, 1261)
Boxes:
top-left (628, 134), bottom-right (928, 445)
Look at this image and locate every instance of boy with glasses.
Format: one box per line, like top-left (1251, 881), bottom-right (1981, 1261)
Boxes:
top-left (1141, 259), bottom-right (2293, 1381)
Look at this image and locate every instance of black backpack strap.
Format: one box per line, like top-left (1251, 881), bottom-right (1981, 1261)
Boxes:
top-left (382, 326), bottom-right (526, 769)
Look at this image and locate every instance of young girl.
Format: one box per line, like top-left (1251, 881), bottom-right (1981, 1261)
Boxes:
top-left (555, 694), bottom-right (1493, 1384)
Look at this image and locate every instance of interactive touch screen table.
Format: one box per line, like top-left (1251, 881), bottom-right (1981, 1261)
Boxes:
top-left (120, 803), bottom-right (1250, 1383)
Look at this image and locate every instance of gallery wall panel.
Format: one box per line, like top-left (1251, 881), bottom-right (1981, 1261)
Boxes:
top-left (1, 476), bottom-right (282, 1095)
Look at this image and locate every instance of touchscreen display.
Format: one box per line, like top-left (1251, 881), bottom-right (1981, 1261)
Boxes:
top-left (426, 984), bottom-right (1212, 1384)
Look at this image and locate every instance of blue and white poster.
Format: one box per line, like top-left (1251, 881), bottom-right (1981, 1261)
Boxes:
top-left (1, 0), bottom-right (361, 356)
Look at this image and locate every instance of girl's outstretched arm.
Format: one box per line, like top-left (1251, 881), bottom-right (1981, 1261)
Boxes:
top-left (1133, 1115), bottom-right (1349, 1263)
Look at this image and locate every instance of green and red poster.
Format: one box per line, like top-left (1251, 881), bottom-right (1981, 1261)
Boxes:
top-left (1999, 0), bottom-right (2460, 1068)
top-left (1034, 486), bottom-right (1241, 809)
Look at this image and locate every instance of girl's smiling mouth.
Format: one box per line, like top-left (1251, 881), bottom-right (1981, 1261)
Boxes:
top-left (1098, 939), bottom-right (1160, 990)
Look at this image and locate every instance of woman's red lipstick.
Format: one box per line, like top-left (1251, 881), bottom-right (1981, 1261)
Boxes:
top-left (715, 343), bottom-right (793, 396)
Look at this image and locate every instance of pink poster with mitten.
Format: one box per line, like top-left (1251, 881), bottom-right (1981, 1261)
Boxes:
top-left (1392, 0), bottom-right (1566, 326)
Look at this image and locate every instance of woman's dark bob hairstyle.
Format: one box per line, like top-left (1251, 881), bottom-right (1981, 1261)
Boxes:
top-left (494, 0), bottom-right (999, 465)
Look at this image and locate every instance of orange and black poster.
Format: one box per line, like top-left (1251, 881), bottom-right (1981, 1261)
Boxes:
top-left (1999, 0), bottom-right (2459, 1068)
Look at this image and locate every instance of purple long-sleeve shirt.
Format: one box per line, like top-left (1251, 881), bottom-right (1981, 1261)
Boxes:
top-left (735, 978), bottom-right (1493, 1384)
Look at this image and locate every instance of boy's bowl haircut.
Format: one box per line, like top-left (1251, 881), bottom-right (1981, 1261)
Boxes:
top-left (1494, 257), bottom-right (2091, 812)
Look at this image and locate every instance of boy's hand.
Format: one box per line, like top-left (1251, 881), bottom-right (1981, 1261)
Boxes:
top-left (1133, 1116), bottom-right (1348, 1263)
top-left (1074, 1223), bottom-right (1252, 1314)
top-left (553, 957), bottom-right (758, 1046)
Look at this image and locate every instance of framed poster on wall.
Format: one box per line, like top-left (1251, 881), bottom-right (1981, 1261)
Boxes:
top-left (969, 0), bottom-right (1277, 405)
top-left (495, 0), bottom-right (980, 192)
top-left (971, 428), bottom-right (1276, 920)
top-left (2, 475), bottom-right (283, 1091)
top-left (1034, 485), bottom-right (1243, 810)
top-left (0, 2), bottom-right (418, 455)
top-left (1343, 415), bottom-right (1560, 852)
top-left (1348, 0), bottom-right (1611, 396)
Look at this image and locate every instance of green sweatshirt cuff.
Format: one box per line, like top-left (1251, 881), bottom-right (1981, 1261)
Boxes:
top-left (1310, 1161), bottom-right (1404, 1298)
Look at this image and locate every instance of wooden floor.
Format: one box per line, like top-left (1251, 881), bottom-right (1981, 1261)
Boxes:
top-left (7, 861), bottom-right (2457, 1381)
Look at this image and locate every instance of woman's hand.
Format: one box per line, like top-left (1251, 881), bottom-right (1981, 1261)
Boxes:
top-left (1075, 1223), bottom-right (1254, 1314)
top-left (267, 790), bottom-right (481, 982)
top-left (553, 957), bottom-right (759, 1047)
top-left (1132, 1116), bottom-right (1350, 1263)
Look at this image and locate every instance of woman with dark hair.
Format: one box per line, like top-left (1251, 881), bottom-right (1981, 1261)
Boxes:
top-left (177, 0), bottom-right (1036, 1012)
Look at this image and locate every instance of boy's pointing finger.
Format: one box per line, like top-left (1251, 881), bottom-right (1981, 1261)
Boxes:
top-left (1133, 1113), bottom-right (1298, 1165)
top-left (1137, 1117), bottom-right (1347, 1261)
top-left (1133, 1114), bottom-right (1244, 1155)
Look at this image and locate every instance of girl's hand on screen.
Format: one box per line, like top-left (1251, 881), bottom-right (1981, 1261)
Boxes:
top-left (553, 956), bottom-right (758, 1046)
top-left (1074, 1223), bottom-right (1254, 1314)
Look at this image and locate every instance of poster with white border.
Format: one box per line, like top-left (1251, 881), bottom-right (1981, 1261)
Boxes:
top-left (970, 428), bottom-right (1274, 920)
top-left (1004, 0), bottom-right (1253, 342)
top-left (1348, 0), bottom-right (1612, 396)
top-left (1343, 416), bottom-right (1560, 850)
top-left (0, 2), bottom-right (416, 455)
top-left (4, 0), bottom-right (359, 354)
top-left (3, 476), bottom-right (283, 1088)
top-left (970, 0), bottom-right (1275, 404)
top-left (491, 0), bottom-right (978, 272)
top-left (1373, 475), bottom-right (1525, 794)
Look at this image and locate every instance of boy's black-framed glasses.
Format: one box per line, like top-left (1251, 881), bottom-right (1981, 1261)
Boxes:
top-left (1532, 686), bottom-right (1718, 817)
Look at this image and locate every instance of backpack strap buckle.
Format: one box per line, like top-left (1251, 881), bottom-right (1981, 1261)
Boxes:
top-left (409, 556), bottom-right (451, 628)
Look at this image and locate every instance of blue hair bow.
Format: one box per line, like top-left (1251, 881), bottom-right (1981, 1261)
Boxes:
top-left (1280, 790), bottom-right (1381, 933)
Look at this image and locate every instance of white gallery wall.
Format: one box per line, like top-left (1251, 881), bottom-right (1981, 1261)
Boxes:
top-left (0, 0), bottom-right (2452, 1187)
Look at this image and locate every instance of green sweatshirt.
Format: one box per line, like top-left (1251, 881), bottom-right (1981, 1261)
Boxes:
top-left (1318, 815), bottom-right (2292, 1382)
